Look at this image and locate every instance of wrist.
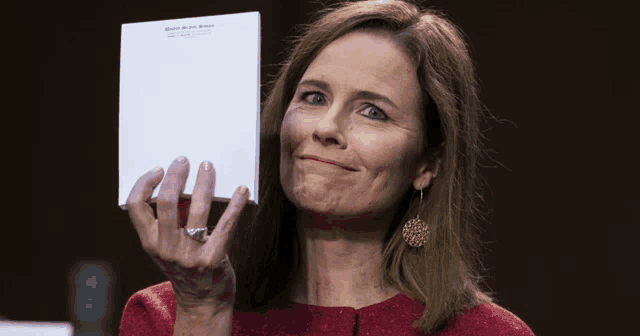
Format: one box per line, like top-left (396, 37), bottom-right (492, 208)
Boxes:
top-left (174, 305), bottom-right (233, 336)
top-left (176, 301), bottom-right (232, 318)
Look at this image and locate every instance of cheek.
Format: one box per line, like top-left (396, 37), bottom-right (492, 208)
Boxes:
top-left (280, 117), bottom-right (292, 178)
top-left (281, 111), bottom-right (302, 142)
top-left (355, 131), bottom-right (378, 146)
top-left (280, 109), bottom-right (318, 154)
top-left (280, 112), bottom-right (305, 183)
top-left (357, 132), bottom-right (419, 186)
top-left (354, 129), bottom-right (414, 165)
top-left (280, 113), bottom-right (296, 153)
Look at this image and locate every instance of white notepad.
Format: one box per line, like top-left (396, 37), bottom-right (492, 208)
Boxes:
top-left (118, 11), bottom-right (260, 209)
top-left (0, 321), bottom-right (73, 335)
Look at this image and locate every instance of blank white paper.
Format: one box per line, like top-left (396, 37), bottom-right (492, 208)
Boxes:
top-left (119, 12), bottom-right (260, 209)
top-left (0, 321), bottom-right (73, 335)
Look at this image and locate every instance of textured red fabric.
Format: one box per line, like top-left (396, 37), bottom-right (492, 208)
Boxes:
top-left (119, 281), bottom-right (535, 336)
top-left (177, 198), bottom-right (190, 228)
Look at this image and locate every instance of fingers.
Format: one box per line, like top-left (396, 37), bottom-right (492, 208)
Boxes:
top-left (185, 161), bottom-right (216, 233)
top-left (126, 166), bottom-right (165, 248)
top-left (156, 156), bottom-right (190, 244)
top-left (202, 186), bottom-right (249, 262)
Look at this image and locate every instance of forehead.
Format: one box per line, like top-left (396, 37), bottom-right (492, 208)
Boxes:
top-left (301, 30), bottom-right (420, 110)
top-left (304, 30), bottom-right (416, 86)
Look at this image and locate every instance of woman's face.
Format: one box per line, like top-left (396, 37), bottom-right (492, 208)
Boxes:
top-left (280, 29), bottom-right (427, 218)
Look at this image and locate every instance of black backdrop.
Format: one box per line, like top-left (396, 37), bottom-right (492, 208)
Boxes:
top-left (14, 0), bottom-right (638, 335)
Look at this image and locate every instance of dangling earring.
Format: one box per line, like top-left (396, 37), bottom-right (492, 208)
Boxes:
top-left (402, 188), bottom-right (429, 247)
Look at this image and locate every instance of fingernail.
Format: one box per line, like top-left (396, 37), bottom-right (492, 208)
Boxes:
top-left (203, 161), bottom-right (213, 171)
top-left (176, 155), bottom-right (187, 163)
top-left (235, 186), bottom-right (245, 197)
top-left (151, 166), bottom-right (162, 173)
top-left (241, 186), bottom-right (249, 196)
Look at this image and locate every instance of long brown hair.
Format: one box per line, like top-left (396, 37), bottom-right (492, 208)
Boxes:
top-left (229, 0), bottom-right (497, 333)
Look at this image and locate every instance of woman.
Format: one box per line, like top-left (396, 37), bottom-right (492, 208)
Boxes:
top-left (120, 0), bottom-right (535, 335)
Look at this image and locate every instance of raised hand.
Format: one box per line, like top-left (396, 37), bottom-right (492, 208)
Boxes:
top-left (125, 155), bottom-right (249, 315)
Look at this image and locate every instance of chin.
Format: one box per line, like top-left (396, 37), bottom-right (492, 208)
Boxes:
top-left (291, 188), bottom-right (378, 219)
top-left (284, 185), bottom-right (335, 214)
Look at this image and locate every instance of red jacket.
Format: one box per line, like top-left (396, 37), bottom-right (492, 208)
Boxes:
top-left (119, 281), bottom-right (535, 335)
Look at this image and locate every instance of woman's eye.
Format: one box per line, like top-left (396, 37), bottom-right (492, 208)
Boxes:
top-left (361, 105), bottom-right (388, 121)
top-left (299, 91), bottom-right (388, 121)
top-left (301, 91), bottom-right (326, 105)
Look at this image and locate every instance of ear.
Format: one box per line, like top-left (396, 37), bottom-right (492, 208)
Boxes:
top-left (413, 158), bottom-right (441, 191)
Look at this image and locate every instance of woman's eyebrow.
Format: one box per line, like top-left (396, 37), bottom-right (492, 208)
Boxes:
top-left (297, 78), bottom-right (399, 110)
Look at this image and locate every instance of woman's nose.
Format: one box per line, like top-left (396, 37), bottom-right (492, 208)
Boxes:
top-left (313, 107), bottom-right (347, 147)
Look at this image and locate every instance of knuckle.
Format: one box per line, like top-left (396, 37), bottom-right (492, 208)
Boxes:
top-left (189, 205), bottom-right (208, 218)
top-left (217, 215), bottom-right (230, 229)
top-left (156, 195), bottom-right (176, 211)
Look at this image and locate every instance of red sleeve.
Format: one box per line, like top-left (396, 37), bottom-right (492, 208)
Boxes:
top-left (119, 281), bottom-right (176, 336)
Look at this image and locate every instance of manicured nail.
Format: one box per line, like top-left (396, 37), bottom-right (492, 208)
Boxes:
top-left (151, 166), bottom-right (162, 173)
top-left (203, 161), bottom-right (213, 171)
top-left (176, 155), bottom-right (187, 163)
top-left (236, 186), bottom-right (245, 197)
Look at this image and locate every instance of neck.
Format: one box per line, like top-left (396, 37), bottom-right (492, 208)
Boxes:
top-left (287, 209), bottom-right (401, 308)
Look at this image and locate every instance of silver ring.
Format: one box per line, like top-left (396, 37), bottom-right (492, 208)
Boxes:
top-left (184, 227), bottom-right (208, 242)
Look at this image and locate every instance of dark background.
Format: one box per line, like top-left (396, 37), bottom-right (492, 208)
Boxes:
top-left (13, 0), bottom-right (638, 335)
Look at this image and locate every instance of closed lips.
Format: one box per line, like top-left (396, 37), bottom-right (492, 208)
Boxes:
top-left (299, 156), bottom-right (357, 171)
